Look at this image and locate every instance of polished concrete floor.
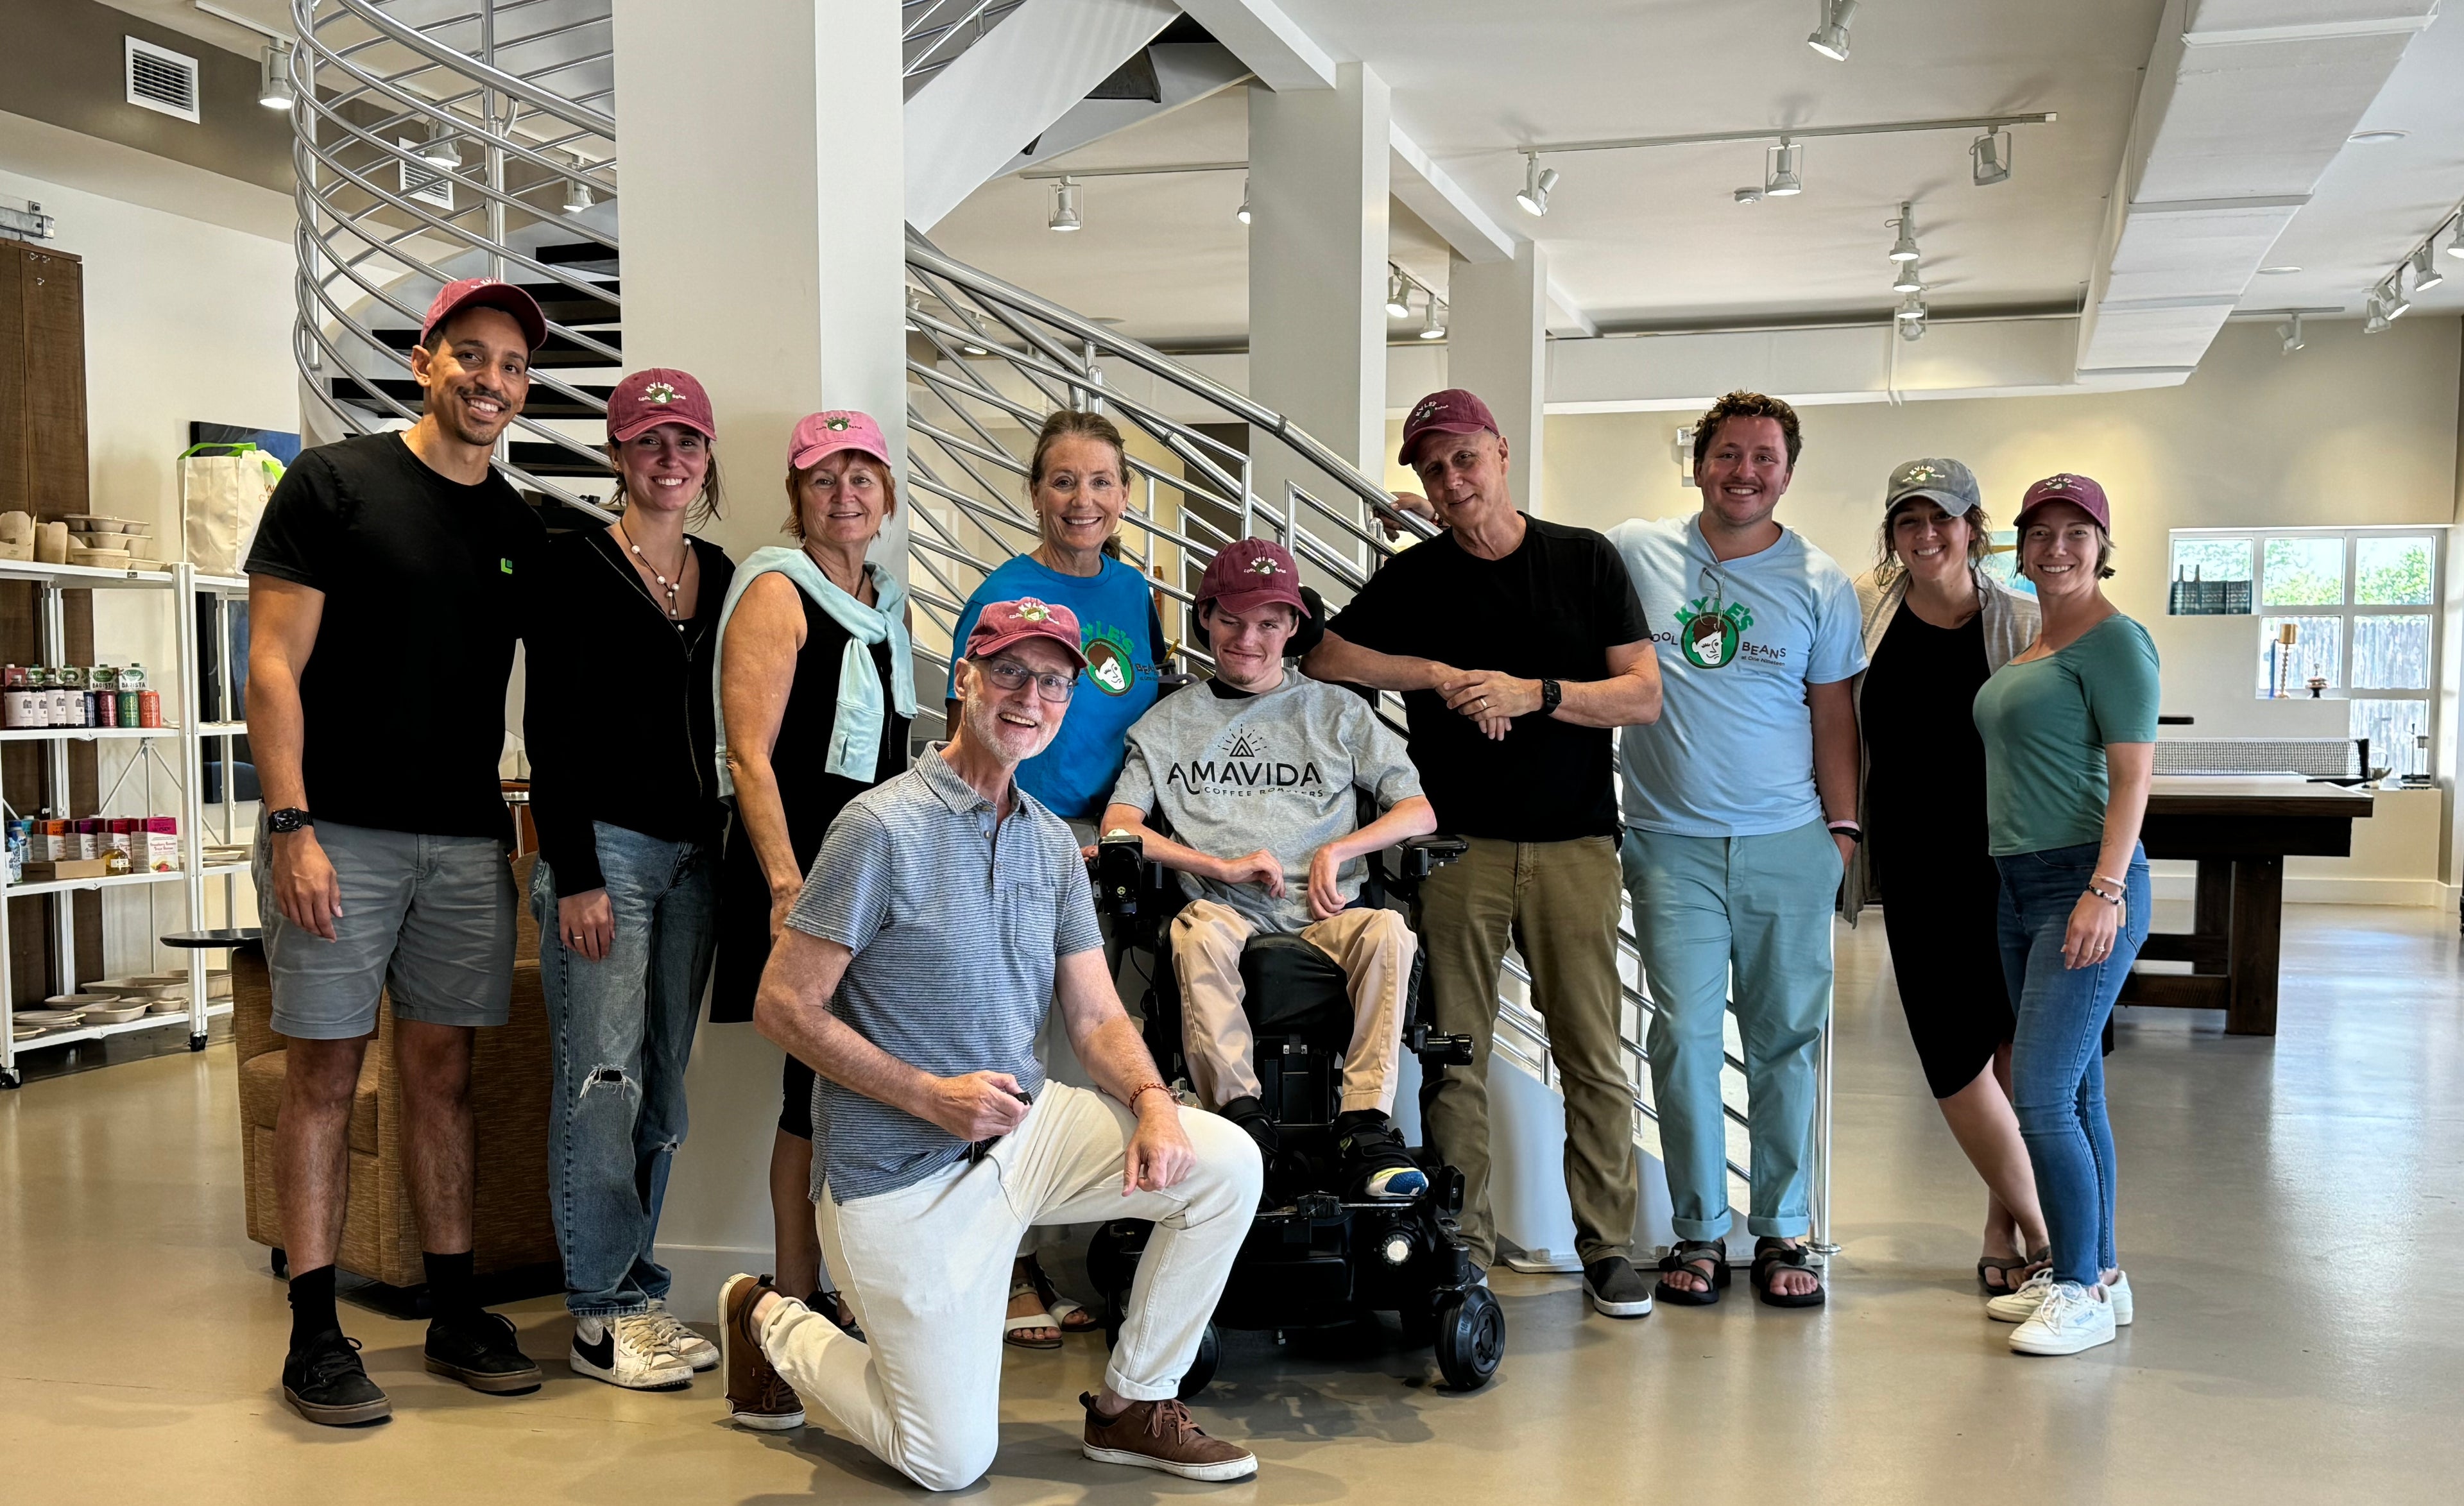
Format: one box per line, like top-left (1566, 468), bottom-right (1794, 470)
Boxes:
top-left (5, 902), bottom-right (2460, 1504)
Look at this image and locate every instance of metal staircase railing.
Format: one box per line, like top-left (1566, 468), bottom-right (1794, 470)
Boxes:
top-left (903, 237), bottom-right (1836, 1255)
top-left (280, 0), bottom-right (1831, 1256)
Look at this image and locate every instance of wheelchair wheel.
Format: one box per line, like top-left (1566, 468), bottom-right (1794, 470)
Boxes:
top-left (1432, 1287), bottom-right (1503, 1390)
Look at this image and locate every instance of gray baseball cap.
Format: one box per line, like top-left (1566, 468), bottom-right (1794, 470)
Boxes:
top-left (1884, 457), bottom-right (1981, 517)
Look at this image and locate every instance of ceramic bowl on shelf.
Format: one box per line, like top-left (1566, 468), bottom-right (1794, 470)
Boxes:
top-left (80, 1002), bottom-right (148, 1024)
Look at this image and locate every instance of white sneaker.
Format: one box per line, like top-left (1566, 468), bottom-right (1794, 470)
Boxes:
top-left (570, 1313), bottom-right (694, 1390)
top-left (1987, 1267), bottom-right (2132, 1326)
top-left (2008, 1281), bottom-right (2118, 1356)
top-left (642, 1299), bottom-right (719, 1371)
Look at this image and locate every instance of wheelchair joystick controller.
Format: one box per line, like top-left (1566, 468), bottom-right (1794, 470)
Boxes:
top-left (1093, 834), bottom-right (1147, 916)
top-left (1408, 1023), bottom-right (1478, 1067)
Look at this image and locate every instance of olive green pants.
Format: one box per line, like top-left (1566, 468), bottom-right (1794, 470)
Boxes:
top-left (1418, 835), bottom-right (1634, 1269)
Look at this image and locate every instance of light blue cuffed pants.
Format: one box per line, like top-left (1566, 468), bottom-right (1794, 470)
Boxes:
top-left (1623, 819), bottom-right (1840, 1242)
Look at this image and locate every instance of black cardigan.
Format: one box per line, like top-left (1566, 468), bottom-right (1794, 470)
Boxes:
top-left (524, 527), bottom-right (736, 893)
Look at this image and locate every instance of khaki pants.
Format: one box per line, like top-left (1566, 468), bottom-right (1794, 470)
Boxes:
top-left (1419, 835), bottom-right (1632, 1269)
top-left (765, 1082), bottom-right (1262, 1492)
top-left (1168, 898), bottom-right (1414, 1116)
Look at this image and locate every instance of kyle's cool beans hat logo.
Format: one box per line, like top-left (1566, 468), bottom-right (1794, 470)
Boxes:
top-left (1673, 567), bottom-right (1754, 670)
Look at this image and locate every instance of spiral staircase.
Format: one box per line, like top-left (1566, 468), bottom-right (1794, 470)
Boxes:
top-left (284, 0), bottom-right (1832, 1257)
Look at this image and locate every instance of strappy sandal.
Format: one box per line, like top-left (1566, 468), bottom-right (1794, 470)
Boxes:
top-left (1751, 1238), bottom-right (1826, 1308)
top-left (1654, 1240), bottom-right (1730, 1306)
top-left (1023, 1254), bottom-right (1101, 1335)
top-left (1002, 1276), bottom-right (1063, 1349)
top-left (1976, 1247), bottom-right (2049, 1297)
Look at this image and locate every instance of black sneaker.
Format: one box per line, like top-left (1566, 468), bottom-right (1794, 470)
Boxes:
top-left (1333, 1111), bottom-right (1429, 1201)
top-left (424, 1310), bottom-right (545, 1394)
top-left (1220, 1096), bottom-right (1279, 1157)
top-left (282, 1330), bottom-right (392, 1426)
top-left (1583, 1255), bottom-right (1654, 1319)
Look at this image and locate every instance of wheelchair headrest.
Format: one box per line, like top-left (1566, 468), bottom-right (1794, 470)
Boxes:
top-left (1191, 584), bottom-right (1327, 663)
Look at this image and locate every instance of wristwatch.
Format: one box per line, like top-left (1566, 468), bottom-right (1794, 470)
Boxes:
top-left (267, 807), bottom-right (315, 834)
top-left (1538, 678), bottom-right (1562, 716)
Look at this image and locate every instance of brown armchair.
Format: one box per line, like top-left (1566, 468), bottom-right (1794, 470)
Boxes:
top-left (232, 851), bottom-right (559, 1287)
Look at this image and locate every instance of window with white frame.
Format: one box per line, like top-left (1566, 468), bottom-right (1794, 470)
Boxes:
top-left (2169, 527), bottom-right (2442, 777)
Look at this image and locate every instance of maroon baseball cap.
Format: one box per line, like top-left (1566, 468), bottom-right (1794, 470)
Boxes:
top-left (608, 368), bottom-right (716, 443)
top-left (2015, 472), bottom-right (2112, 533)
top-left (964, 597), bottom-right (1088, 668)
top-left (1399, 388), bottom-right (1501, 466)
top-left (1197, 538), bottom-right (1308, 620)
top-left (421, 277), bottom-right (547, 352)
top-left (790, 410), bottom-right (892, 471)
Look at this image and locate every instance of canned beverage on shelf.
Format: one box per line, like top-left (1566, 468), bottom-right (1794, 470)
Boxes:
top-left (137, 689), bottom-right (162, 728)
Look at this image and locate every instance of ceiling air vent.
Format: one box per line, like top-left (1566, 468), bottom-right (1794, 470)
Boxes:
top-left (397, 142), bottom-right (456, 210)
top-left (125, 36), bottom-right (202, 123)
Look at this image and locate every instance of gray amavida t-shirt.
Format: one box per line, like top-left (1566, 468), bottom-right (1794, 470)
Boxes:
top-left (1110, 674), bottom-right (1422, 934)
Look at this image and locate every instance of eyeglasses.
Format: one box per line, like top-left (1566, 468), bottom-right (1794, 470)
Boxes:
top-left (979, 656), bottom-right (1077, 703)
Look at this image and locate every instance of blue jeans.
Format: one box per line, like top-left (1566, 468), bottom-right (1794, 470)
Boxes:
top-left (1996, 841), bottom-right (2151, 1287)
top-left (1625, 821), bottom-right (1841, 1242)
top-left (532, 824), bottom-right (718, 1317)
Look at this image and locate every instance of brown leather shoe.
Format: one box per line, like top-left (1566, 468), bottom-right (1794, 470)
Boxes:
top-left (1080, 1392), bottom-right (1256, 1482)
top-left (719, 1274), bottom-right (805, 1432)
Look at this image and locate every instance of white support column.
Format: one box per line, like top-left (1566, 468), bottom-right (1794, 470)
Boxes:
top-left (610, 0), bottom-right (909, 1318)
top-left (1245, 62), bottom-right (1388, 524)
top-left (1445, 241), bottom-right (1549, 515)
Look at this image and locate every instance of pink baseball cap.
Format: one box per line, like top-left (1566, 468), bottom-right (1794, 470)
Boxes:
top-left (790, 410), bottom-right (891, 471)
top-left (2015, 472), bottom-right (2112, 533)
top-left (421, 277), bottom-right (546, 352)
top-left (1197, 538), bottom-right (1308, 620)
top-left (1399, 388), bottom-right (1501, 466)
top-left (608, 368), bottom-right (716, 443)
top-left (965, 597), bottom-right (1088, 667)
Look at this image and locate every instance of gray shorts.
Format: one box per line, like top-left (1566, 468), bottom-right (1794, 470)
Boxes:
top-left (255, 818), bottom-right (517, 1040)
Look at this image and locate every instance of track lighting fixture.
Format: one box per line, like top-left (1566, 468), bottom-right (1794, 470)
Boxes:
top-left (1734, 186), bottom-right (1765, 204)
top-left (2277, 314), bottom-right (2305, 355)
top-left (1236, 176), bottom-right (1250, 225)
top-left (1514, 153), bottom-right (1559, 217)
top-left (1892, 260), bottom-right (1924, 295)
top-left (2445, 219), bottom-right (2464, 261)
top-left (1385, 268), bottom-right (1412, 320)
top-left (1048, 176), bottom-right (1082, 233)
top-left (2409, 243), bottom-right (2443, 294)
top-left (1897, 294), bottom-right (1927, 340)
top-left (1765, 138), bottom-right (1804, 197)
top-left (1887, 202), bottom-right (1919, 261)
top-left (2381, 274), bottom-right (2411, 321)
top-left (416, 123), bottom-right (462, 171)
top-left (1971, 128), bottom-right (2012, 187)
top-left (257, 41), bottom-right (293, 109)
top-left (1806, 0), bottom-right (1857, 62)
top-left (2363, 293), bottom-right (2390, 334)
top-left (1417, 297), bottom-right (1447, 341)
top-left (561, 175), bottom-right (593, 215)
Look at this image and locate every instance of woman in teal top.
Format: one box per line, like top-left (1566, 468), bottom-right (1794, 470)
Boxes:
top-left (1969, 473), bottom-right (2157, 1361)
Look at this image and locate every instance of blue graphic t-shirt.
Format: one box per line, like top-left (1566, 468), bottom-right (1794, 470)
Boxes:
top-left (1609, 515), bottom-right (1866, 837)
top-left (947, 552), bottom-right (1163, 819)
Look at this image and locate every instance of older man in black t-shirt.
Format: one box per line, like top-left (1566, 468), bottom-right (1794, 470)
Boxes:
top-left (248, 278), bottom-right (551, 1426)
top-left (1303, 389), bottom-right (1665, 1319)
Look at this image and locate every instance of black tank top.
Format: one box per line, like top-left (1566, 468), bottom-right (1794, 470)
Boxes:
top-left (771, 586), bottom-right (911, 866)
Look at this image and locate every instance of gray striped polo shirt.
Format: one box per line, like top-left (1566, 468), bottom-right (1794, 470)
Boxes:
top-left (787, 743), bottom-right (1104, 1202)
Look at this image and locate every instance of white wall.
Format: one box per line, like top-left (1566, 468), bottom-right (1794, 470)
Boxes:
top-left (0, 155), bottom-right (295, 966)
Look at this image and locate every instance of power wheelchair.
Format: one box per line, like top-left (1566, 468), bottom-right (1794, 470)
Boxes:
top-left (1084, 805), bottom-right (1505, 1392)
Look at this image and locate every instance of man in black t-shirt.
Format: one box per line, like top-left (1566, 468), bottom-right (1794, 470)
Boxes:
top-left (1303, 389), bottom-right (1666, 1320)
top-left (248, 277), bottom-right (551, 1425)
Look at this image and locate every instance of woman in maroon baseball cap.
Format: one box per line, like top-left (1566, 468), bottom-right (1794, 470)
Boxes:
top-left (522, 366), bottom-right (741, 1388)
top-left (1969, 472), bottom-right (2159, 1358)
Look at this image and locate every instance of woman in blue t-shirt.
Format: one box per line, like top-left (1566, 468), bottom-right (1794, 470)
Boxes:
top-left (945, 407), bottom-right (1162, 1346)
top-left (1970, 473), bottom-right (2157, 1361)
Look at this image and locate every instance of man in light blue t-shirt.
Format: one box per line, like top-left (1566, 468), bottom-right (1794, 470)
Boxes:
top-left (1609, 390), bottom-right (1865, 1310)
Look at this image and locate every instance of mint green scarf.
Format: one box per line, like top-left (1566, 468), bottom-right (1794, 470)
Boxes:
top-left (713, 546), bottom-right (916, 793)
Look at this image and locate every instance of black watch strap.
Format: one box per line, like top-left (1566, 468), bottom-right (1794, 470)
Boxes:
top-left (268, 807), bottom-right (314, 834)
top-left (1539, 678), bottom-right (1562, 715)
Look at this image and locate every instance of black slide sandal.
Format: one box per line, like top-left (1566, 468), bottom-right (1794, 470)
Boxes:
top-left (1977, 1247), bottom-right (2048, 1296)
top-left (1751, 1238), bottom-right (1826, 1308)
top-left (1654, 1240), bottom-right (1730, 1306)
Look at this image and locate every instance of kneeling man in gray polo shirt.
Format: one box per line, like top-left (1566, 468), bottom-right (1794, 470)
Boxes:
top-left (721, 597), bottom-right (1262, 1491)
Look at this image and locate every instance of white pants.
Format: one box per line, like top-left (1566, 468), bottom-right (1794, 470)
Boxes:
top-left (761, 1081), bottom-right (1262, 1492)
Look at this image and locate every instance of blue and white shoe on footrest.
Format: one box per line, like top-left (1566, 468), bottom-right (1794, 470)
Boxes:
top-left (1362, 1164), bottom-right (1429, 1200)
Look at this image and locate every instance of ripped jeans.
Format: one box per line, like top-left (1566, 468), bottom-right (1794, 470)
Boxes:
top-left (533, 823), bottom-right (718, 1317)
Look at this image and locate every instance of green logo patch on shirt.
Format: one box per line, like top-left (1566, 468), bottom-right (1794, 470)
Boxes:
top-left (500, 558), bottom-right (514, 575)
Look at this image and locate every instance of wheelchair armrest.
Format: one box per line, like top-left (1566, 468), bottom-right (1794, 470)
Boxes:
top-left (1397, 835), bottom-right (1468, 884)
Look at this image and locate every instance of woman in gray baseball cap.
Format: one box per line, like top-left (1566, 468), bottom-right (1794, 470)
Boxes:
top-left (1847, 458), bottom-right (2046, 1298)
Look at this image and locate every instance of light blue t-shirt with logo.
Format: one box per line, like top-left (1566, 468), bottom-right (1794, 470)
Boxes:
top-left (948, 552), bottom-right (1163, 819)
top-left (1609, 515), bottom-right (1867, 837)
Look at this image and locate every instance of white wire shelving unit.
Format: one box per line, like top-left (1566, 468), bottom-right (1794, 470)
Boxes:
top-left (0, 560), bottom-right (252, 1089)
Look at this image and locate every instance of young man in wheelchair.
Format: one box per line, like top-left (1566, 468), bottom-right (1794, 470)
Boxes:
top-left (1100, 539), bottom-right (1439, 1203)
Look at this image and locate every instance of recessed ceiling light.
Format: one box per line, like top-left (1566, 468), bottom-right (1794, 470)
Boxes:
top-left (2347, 130), bottom-right (2408, 144)
top-left (2256, 266), bottom-right (2302, 275)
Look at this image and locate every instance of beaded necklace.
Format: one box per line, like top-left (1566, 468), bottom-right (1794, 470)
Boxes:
top-left (617, 517), bottom-right (689, 624)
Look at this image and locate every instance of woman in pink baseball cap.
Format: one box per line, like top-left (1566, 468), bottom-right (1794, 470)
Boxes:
top-left (707, 409), bottom-right (916, 1362)
top-left (522, 366), bottom-right (740, 1389)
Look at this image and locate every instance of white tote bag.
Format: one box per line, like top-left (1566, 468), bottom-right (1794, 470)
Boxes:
top-left (180, 443), bottom-right (282, 577)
